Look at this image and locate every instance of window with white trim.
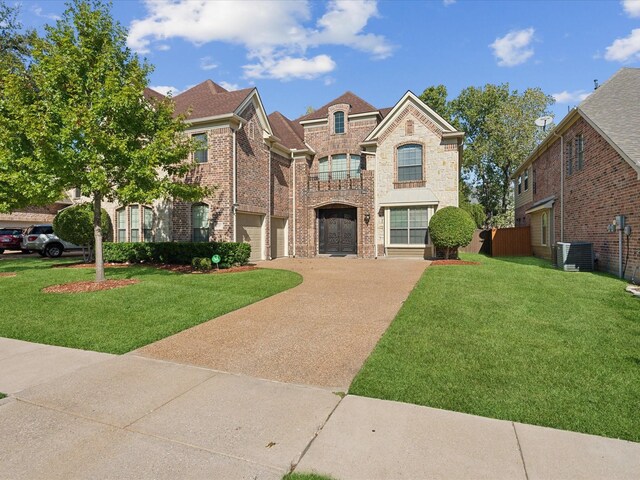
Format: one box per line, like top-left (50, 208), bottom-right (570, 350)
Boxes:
top-left (390, 207), bottom-right (429, 245)
top-left (192, 203), bottom-right (209, 242)
top-left (117, 208), bottom-right (126, 243)
top-left (350, 154), bottom-right (361, 178)
top-left (130, 205), bottom-right (140, 242)
top-left (397, 144), bottom-right (423, 182)
top-left (524, 169), bottom-right (529, 191)
top-left (318, 157), bottom-right (329, 181)
top-left (517, 175), bottom-right (522, 195)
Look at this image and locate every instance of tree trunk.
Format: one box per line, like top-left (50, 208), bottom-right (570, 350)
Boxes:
top-left (93, 193), bottom-right (105, 283)
top-left (445, 246), bottom-right (450, 260)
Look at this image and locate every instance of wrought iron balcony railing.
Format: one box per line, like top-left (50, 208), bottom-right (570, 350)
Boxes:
top-left (306, 170), bottom-right (364, 191)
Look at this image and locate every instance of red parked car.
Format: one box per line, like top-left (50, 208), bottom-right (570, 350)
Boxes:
top-left (0, 228), bottom-right (27, 254)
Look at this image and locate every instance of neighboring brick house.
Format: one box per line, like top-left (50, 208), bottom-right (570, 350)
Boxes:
top-left (4, 80), bottom-right (463, 261)
top-left (513, 68), bottom-right (640, 279)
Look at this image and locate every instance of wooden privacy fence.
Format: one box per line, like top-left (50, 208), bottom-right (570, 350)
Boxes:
top-left (490, 227), bottom-right (532, 256)
top-left (458, 227), bottom-right (531, 257)
top-left (459, 229), bottom-right (492, 255)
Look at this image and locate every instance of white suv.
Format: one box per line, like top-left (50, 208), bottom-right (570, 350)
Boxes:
top-left (21, 224), bottom-right (82, 258)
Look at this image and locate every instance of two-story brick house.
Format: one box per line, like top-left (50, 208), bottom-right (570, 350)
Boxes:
top-left (513, 68), bottom-right (639, 278)
top-left (60, 81), bottom-right (463, 261)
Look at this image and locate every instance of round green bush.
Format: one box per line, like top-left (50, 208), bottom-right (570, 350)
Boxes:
top-left (429, 206), bottom-right (476, 258)
top-left (191, 257), bottom-right (212, 271)
top-left (53, 203), bottom-right (112, 246)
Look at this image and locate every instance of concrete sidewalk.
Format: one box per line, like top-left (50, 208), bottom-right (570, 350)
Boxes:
top-left (1, 340), bottom-right (638, 479)
top-left (0, 337), bottom-right (112, 394)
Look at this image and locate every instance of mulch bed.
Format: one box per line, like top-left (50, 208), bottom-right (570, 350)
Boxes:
top-left (42, 279), bottom-right (139, 294)
top-left (0, 272), bottom-right (17, 277)
top-left (431, 259), bottom-right (481, 266)
top-left (53, 262), bottom-right (258, 274)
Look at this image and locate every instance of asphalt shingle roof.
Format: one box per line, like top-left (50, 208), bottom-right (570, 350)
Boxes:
top-left (579, 67), bottom-right (640, 168)
top-left (172, 80), bottom-right (253, 120)
top-left (296, 91), bottom-right (378, 122)
top-left (268, 112), bottom-right (306, 150)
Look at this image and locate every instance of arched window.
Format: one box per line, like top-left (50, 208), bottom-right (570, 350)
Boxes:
top-left (192, 203), bottom-right (209, 242)
top-left (541, 212), bottom-right (548, 246)
top-left (397, 144), bottom-right (423, 181)
top-left (333, 111), bottom-right (345, 134)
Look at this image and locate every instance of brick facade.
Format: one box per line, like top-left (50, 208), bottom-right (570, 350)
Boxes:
top-left (515, 116), bottom-right (640, 278)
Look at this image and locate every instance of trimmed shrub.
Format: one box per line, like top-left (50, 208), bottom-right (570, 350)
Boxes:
top-left (191, 257), bottom-right (212, 271)
top-left (102, 241), bottom-right (251, 268)
top-left (53, 203), bottom-right (112, 246)
top-left (429, 206), bottom-right (476, 259)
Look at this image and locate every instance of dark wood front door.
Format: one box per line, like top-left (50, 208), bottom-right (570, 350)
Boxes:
top-left (319, 208), bottom-right (357, 254)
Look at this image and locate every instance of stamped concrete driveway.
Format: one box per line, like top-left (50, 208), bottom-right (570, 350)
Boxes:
top-left (136, 258), bottom-right (427, 389)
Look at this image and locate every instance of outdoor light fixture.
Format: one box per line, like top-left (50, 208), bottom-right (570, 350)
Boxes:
top-left (364, 212), bottom-right (371, 224)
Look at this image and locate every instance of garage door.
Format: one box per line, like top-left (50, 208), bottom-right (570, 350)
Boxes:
top-left (237, 213), bottom-right (264, 262)
top-left (270, 217), bottom-right (286, 259)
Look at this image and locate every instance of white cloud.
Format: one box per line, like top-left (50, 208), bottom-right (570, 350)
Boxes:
top-left (31, 5), bottom-right (60, 21)
top-left (443, 0), bottom-right (456, 5)
top-left (149, 85), bottom-right (180, 96)
top-left (127, 0), bottom-right (392, 81)
top-left (622, 0), bottom-right (640, 17)
top-left (244, 54), bottom-right (336, 80)
top-left (156, 44), bottom-right (171, 51)
top-left (605, 28), bottom-right (640, 62)
top-left (490, 28), bottom-right (535, 67)
top-left (323, 76), bottom-right (336, 86)
top-left (219, 81), bottom-right (240, 91)
top-left (552, 90), bottom-right (591, 104)
top-left (199, 56), bottom-right (218, 71)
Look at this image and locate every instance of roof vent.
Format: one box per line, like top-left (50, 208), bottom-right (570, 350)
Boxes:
top-left (556, 242), bottom-right (594, 272)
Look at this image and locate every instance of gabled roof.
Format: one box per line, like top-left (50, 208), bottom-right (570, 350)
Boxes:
top-left (297, 91), bottom-right (378, 122)
top-left (364, 91), bottom-right (462, 143)
top-left (514, 67), bottom-right (640, 178)
top-left (143, 87), bottom-right (165, 102)
top-left (579, 67), bottom-right (640, 171)
top-left (379, 107), bottom-right (393, 118)
top-left (173, 80), bottom-right (253, 120)
top-left (268, 111), bottom-right (306, 150)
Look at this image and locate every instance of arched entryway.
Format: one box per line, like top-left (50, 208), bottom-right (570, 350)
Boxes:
top-left (318, 205), bottom-right (357, 255)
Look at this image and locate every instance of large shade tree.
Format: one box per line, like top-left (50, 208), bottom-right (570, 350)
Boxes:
top-left (1, 0), bottom-right (208, 282)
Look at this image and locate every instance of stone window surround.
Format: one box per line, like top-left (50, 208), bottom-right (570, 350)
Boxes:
top-left (394, 141), bottom-right (426, 189)
top-left (116, 204), bottom-right (154, 243)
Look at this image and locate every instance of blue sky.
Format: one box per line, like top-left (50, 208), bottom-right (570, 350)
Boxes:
top-left (16, 0), bottom-right (640, 122)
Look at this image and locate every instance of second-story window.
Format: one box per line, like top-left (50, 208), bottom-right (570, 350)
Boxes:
top-left (350, 155), bottom-right (361, 178)
top-left (332, 154), bottom-right (347, 179)
top-left (334, 111), bottom-right (345, 134)
top-left (193, 133), bottom-right (208, 163)
top-left (397, 144), bottom-right (423, 182)
top-left (517, 175), bottom-right (522, 195)
top-left (524, 169), bottom-right (529, 191)
top-left (566, 141), bottom-right (573, 175)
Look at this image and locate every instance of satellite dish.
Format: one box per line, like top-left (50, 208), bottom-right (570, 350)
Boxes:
top-left (535, 115), bottom-right (554, 130)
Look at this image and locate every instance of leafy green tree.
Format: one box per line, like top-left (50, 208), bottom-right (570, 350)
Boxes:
top-left (419, 84), bottom-right (455, 124)
top-left (429, 206), bottom-right (476, 259)
top-left (451, 84), bottom-right (554, 218)
top-left (1, 0), bottom-right (208, 282)
top-left (53, 203), bottom-right (112, 261)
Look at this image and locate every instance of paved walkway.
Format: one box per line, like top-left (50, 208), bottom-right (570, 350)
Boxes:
top-left (136, 258), bottom-right (427, 389)
top-left (1, 340), bottom-right (638, 479)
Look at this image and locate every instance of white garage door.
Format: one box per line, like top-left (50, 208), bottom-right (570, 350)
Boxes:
top-left (270, 217), bottom-right (286, 259)
top-left (237, 213), bottom-right (264, 262)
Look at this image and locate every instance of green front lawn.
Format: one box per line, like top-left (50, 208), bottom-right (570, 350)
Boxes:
top-left (0, 257), bottom-right (301, 354)
top-left (350, 254), bottom-right (640, 442)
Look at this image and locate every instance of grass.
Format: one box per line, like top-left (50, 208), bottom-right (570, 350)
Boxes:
top-left (0, 256), bottom-right (301, 354)
top-left (283, 473), bottom-right (336, 480)
top-left (0, 393), bottom-right (5, 399)
top-left (350, 253), bottom-right (640, 442)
